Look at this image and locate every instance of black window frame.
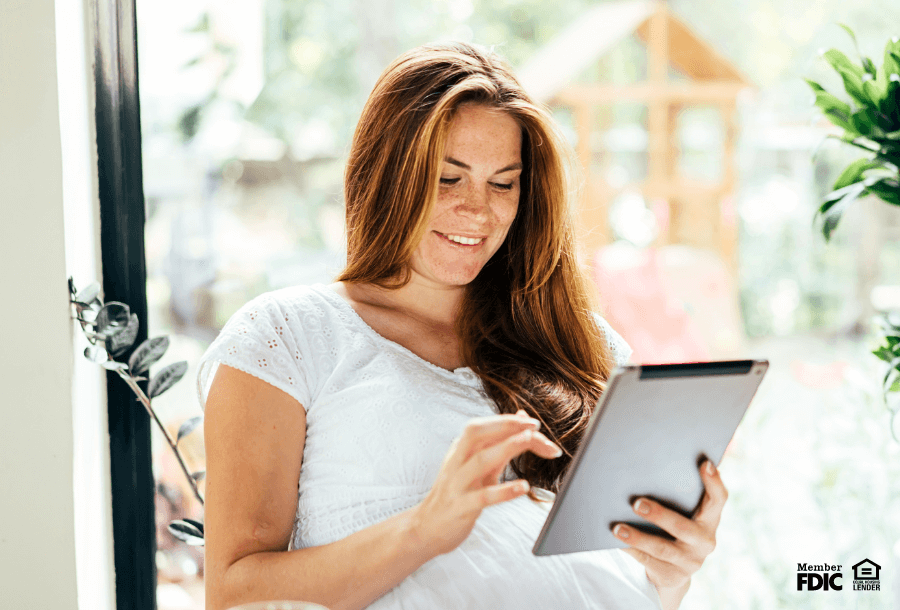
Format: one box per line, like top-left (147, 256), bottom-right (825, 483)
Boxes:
top-left (93, 0), bottom-right (156, 607)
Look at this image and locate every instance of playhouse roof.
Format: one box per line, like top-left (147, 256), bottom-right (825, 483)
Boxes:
top-left (517, 0), bottom-right (751, 103)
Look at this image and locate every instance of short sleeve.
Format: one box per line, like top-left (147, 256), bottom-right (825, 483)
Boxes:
top-left (196, 292), bottom-right (313, 412)
top-left (591, 312), bottom-right (633, 367)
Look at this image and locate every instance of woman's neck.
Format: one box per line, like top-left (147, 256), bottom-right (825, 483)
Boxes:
top-left (333, 274), bottom-right (464, 330)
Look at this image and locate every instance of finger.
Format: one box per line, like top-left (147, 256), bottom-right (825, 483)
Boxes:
top-left (467, 478), bottom-right (531, 509)
top-left (631, 498), bottom-right (714, 554)
top-left (447, 415), bottom-right (541, 468)
top-left (458, 428), bottom-right (562, 490)
top-left (693, 460), bottom-right (729, 530)
top-left (620, 548), bottom-right (691, 590)
top-left (612, 523), bottom-right (701, 575)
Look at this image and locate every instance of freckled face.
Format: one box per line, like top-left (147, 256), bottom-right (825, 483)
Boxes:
top-left (409, 104), bottom-right (523, 287)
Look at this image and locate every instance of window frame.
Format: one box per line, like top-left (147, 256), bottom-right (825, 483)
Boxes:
top-left (92, 0), bottom-right (156, 607)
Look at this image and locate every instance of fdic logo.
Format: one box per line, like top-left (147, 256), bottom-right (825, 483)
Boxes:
top-left (797, 563), bottom-right (842, 591)
top-left (796, 559), bottom-right (882, 592)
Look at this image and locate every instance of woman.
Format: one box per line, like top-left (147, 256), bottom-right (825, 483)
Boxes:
top-left (197, 41), bottom-right (726, 610)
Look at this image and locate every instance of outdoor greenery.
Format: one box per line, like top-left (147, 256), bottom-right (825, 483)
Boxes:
top-left (132, 3), bottom-right (900, 603)
top-left (805, 27), bottom-right (900, 433)
top-left (806, 28), bottom-right (900, 241)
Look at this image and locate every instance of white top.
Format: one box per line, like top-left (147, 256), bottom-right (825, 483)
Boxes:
top-left (196, 283), bottom-right (661, 609)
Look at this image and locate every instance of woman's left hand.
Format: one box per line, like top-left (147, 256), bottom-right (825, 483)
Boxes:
top-left (612, 459), bottom-right (728, 610)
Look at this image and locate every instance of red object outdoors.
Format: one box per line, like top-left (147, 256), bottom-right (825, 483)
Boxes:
top-left (592, 243), bottom-right (746, 364)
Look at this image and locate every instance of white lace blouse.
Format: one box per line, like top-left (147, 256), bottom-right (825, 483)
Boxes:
top-left (196, 283), bottom-right (661, 609)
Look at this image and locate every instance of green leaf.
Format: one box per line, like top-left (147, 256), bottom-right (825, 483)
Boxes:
top-left (838, 23), bottom-right (878, 78)
top-left (884, 362), bottom-right (900, 393)
top-left (181, 518), bottom-right (204, 535)
top-left (75, 282), bottom-right (101, 307)
top-left (862, 57), bottom-right (878, 78)
top-left (815, 179), bottom-right (873, 241)
top-left (806, 79), bottom-right (854, 130)
top-left (824, 49), bottom-right (870, 107)
top-left (101, 361), bottom-right (129, 371)
top-left (885, 44), bottom-right (900, 78)
top-left (874, 346), bottom-right (893, 362)
top-left (832, 158), bottom-right (882, 190)
top-left (176, 415), bottom-right (203, 445)
top-left (177, 105), bottom-right (204, 143)
top-left (84, 345), bottom-right (108, 364)
top-left (850, 108), bottom-right (881, 137)
top-left (148, 361), bottom-right (189, 399)
top-left (862, 76), bottom-right (887, 108)
top-left (867, 180), bottom-right (900, 206)
top-left (128, 336), bottom-right (169, 375)
top-left (106, 313), bottom-right (139, 358)
top-left (817, 185), bottom-right (864, 241)
top-left (94, 302), bottom-right (131, 340)
top-left (168, 520), bottom-right (205, 545)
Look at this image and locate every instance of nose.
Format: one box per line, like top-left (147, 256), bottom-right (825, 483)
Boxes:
top-left (456, 183), bottom-right (490, 221)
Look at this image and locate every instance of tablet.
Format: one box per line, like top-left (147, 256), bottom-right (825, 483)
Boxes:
top-left (532, 359), bottom-right (769, 556)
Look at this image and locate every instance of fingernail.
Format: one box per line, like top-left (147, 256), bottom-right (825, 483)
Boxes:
top-left (551, 445), bottom-right (563, 458)
top-left (633, 498), bottom-right (650, 515)
top-left (613, 524), bottom-right (629, 539)
top-left (517, 480), bottom-right (530, 492)
top-left (706, 460), bottom-right (717, 476)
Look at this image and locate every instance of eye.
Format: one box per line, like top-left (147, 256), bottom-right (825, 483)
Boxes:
top-left (491, 182), bottom-right (515, 191)
top-left (439, 177), bottom-right (460, 186)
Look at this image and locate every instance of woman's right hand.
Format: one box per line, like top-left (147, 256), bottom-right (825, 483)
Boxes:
top-left (411, 410), bottom-right (563, 557)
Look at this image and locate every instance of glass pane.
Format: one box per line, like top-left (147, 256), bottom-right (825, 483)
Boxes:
top-left (132, 2), bottom-right (900, 609)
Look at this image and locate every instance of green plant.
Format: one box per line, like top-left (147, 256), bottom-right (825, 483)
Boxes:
top-left (806, 26), bottom-right (900, 438)
top-left (68, 277), bottom-right (205, 545)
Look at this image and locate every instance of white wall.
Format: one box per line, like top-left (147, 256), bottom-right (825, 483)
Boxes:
top-left (56, 0), bottom-right (118, 604)
top-left (0, 0), bottom-right (80, 606)
top-left (0, 0), bottom-right (112, 607)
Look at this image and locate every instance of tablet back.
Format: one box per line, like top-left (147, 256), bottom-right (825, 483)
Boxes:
top-left (533, 359), bottom-right (768, 556)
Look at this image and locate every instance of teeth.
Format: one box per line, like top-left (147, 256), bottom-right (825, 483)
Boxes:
top-left (442, 233), bottom-right (484, 245)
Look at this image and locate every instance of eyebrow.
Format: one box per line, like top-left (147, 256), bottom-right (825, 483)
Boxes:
top-left (444, 157), bottom-right (523, 174)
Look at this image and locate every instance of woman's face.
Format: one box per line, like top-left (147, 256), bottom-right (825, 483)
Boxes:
top-left (409, 103), bottom-right (522, 288)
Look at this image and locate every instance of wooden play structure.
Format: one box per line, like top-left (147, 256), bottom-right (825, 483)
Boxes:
top-left (518, 0), bottom-right (753, 278)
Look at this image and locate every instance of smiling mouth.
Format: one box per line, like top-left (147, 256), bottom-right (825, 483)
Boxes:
top-left (435, 232), bottom-right (486, 246)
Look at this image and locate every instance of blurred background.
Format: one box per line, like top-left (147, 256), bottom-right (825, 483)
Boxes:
top-left (134, 0), bottom-right (900, 608)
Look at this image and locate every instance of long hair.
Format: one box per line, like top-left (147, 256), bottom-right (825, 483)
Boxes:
top-left (336, 41), bottom-right (619, 498)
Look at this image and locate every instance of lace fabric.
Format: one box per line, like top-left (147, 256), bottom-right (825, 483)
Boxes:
top-left (196, 284), bottom-right (658, 609)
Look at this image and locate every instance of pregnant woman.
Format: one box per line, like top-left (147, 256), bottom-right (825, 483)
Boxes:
top-left (197, 41), bottom-right (726, 610)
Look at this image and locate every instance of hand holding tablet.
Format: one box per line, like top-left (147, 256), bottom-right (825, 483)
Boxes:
top-left (533, 359), bottom-right (769, 556)
top-left (614, 457), bottom-right (729, 593)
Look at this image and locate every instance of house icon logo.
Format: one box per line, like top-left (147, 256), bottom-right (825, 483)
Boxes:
top-left (852, 559), bottom-right (881, 591)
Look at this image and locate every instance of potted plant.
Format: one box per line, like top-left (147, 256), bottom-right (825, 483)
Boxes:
top-left (69, 277), bottom-right (206, 545)
top-left (806, 27), bottom-right (900, 436)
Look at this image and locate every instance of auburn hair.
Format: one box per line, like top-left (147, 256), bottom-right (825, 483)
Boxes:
top-left (336, 41), bottom-right (618, 499)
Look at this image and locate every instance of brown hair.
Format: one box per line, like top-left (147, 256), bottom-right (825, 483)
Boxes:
top-left (336, 41), bottom-right (618, 499)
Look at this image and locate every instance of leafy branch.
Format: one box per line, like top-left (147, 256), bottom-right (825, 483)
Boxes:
top-left (806, 28), bottom-right (900, 242)
top-left (68, 277), bottom-right (205, 545)
top-left (806, 26), bottom-right (900, 439)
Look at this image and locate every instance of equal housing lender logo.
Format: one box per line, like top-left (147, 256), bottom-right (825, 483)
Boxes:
top-left (796, 559), bottom-right (881, 592)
